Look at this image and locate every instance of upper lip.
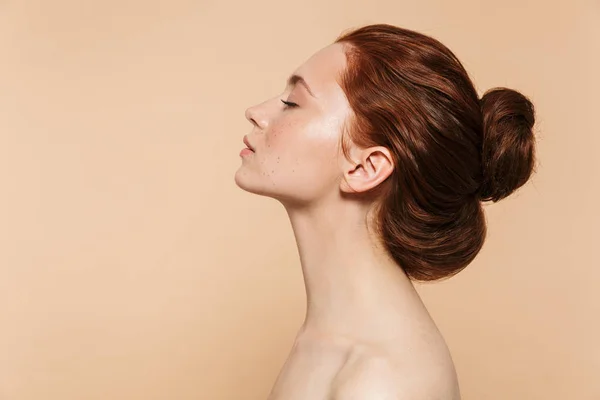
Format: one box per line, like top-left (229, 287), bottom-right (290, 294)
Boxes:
top-left (243, 136), bottom-right (255, 151)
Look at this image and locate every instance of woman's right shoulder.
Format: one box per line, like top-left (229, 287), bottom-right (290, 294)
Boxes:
top-left (330, 335), bottom-right (461, 400)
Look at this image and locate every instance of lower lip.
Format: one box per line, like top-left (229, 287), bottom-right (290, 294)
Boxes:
top-left (240, 148), bottom-right (254, 157)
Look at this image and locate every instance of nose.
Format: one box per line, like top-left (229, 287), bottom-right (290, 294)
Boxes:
top-left (245, 104), bottom-right (267, 130)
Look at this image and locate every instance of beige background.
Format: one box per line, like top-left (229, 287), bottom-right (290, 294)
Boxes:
top-left (1, 0), bottom-right (598, 399)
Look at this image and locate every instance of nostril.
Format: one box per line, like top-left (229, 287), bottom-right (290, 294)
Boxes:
top-left (245, 108), bottom-right (257, 126)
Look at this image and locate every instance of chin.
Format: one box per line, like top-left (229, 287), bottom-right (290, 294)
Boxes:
top-left (234, 172), bottom-right (298, 205)
top-left (234, 167), bottom-right (323, 207)
top-left (234, 169), bottom-right (270, 196)
top-left (233, 168), bottom-right (252, 191)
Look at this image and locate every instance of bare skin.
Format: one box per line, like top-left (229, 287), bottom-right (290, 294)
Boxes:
top-left (264, 210), bottom-right (461, 400)
top-left (235, 42), bottom-right (461, 399)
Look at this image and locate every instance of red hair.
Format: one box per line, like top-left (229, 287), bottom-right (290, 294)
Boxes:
top-left (334, 24), bottom-right (537, 281)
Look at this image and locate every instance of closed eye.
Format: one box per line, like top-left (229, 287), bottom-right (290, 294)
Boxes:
top-left (281, 99), bottom-right (298, 109)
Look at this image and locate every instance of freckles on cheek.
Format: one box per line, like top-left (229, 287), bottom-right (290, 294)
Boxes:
top-left (265, 125), bottom-right (284, 148)
top-left (262, 121), bottom-right (304, 181)
top-left (266, 118), bottom-right (307, 147)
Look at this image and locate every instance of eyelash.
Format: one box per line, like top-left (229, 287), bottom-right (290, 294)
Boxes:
top-left (281, 99), bottom-right (298, 109)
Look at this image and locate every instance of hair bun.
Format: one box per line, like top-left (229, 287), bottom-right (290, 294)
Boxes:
top-left (478, 87), bottom-right (537, 202)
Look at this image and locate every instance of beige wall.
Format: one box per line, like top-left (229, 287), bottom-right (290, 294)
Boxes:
top-left (1, 0), bottom-right (598, 399)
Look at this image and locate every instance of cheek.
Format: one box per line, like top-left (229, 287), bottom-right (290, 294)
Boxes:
top-left (261, 127), bottom-right (301, 181)
top-left (265, 124), bottom-right (339, 182)
top-left (262, 121), bottom-right (304, 172)
top-left (264, 119), bottom-right (301, 149)
top-left (266, 115), bottom-right (337, 154)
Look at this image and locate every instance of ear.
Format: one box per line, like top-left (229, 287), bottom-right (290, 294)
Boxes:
top-left (340, 146), bottom-right (394, 194)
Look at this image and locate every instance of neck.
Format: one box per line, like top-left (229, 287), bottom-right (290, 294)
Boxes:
top-left (284, 198), bottom-right (430, 343)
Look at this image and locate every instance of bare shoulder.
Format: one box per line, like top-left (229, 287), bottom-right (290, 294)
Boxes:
top-left (330, 345), bottom-right (461, 400)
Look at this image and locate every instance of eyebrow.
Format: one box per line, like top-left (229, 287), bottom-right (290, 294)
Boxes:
top-left (287, 74), bottom-right (316, 98)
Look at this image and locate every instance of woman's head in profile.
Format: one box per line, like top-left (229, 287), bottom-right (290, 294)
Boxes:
top-left (235, 23), bottom-right (536, 281)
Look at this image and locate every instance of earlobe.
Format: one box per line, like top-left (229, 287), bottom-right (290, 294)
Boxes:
top-left (340, 146), bottom-right (394, 194)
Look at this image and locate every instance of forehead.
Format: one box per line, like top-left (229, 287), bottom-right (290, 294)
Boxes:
top-left (292, 42), bottom-right (348, 98)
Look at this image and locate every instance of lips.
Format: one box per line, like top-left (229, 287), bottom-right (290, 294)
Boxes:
top-left (243, 136), bottom-right (255, 152)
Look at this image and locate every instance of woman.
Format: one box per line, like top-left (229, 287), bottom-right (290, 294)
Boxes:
top-left (234, 23), bottom-right (536, 400)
